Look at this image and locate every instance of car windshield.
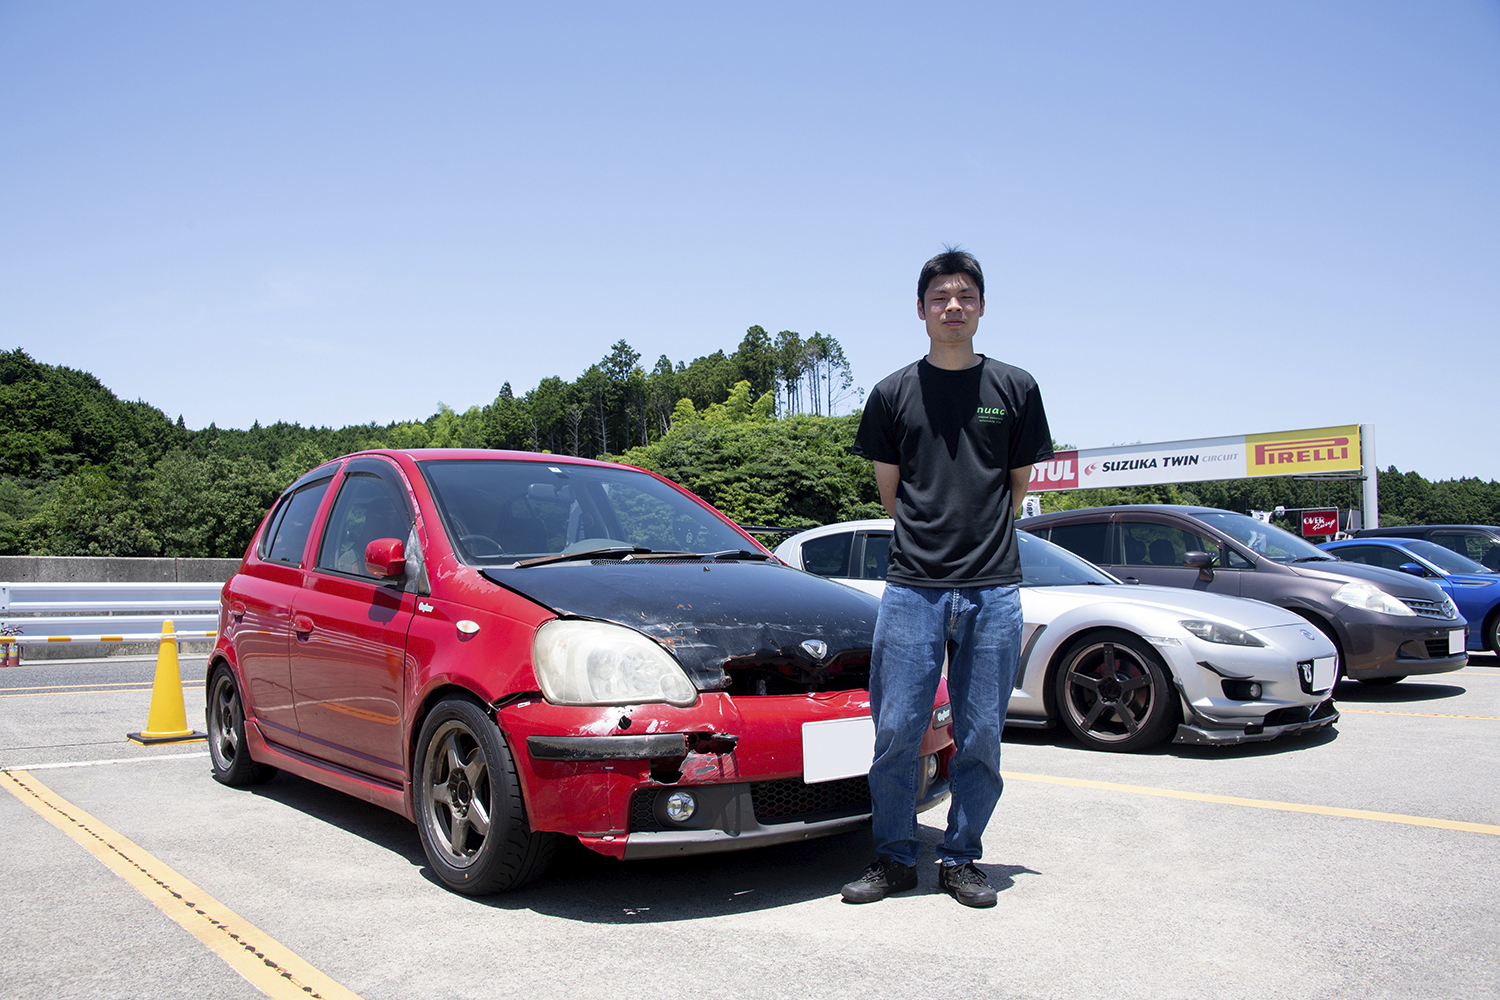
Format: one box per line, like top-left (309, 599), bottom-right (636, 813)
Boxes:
top-left (418, 459), bottom-right (753, 565)
top-left (1018, 530), bottom-right (1117, 586)
top-left (1193, 511), bottom-right (1330, 563)
top-left (1403, 539), bottom-right (1493, 575)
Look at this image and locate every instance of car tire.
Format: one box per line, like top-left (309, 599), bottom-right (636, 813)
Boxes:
top-left (1484, 612), bottom-right (1500, 656)
top-left (414, 697), bottom-right (557, 895)
top-left (1052, 630), bottom-right (1178, 753)
top-left (206, 664), bottom-right (277, 786)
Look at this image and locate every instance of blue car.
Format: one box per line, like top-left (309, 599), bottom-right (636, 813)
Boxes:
top-left (1320, 537), bottom-right (1499, 655)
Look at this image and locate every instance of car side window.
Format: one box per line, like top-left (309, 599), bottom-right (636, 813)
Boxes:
top-left (1435, 533), bottom-right (1500, 573)
top-left (801, 532), bottom-right (853, 577)
top-left (262, 479), bottom-right (332, 566)
top-left (858, 533), bottom-right (891, 580)
top-left (1333, 545), bottom-right (1408, 572)
top-left (316, 466), bottom-right (414, 578)
top-left (1119, 522), bottom-right (1188, 567)
top-left (1045, 522), bottom-right (1110, 565)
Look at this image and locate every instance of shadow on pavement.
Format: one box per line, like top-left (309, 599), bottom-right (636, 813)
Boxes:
top-left (1000, 721), bottom-right (1341, 760)
top-left (459, 816), bottom-right (1042, 922)
top-left (246, 772), bottom-right (427, 867)
top-left (242, 770), bottom-right (1042, 921)
top-left (1333, 680), bottom-right (1467, 703)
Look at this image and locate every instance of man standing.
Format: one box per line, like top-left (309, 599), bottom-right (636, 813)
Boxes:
top-left (842, 248), bottom-right (1052, 908)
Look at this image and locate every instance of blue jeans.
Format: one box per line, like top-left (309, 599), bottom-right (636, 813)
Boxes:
top-left (868, 582), bottom-right (1023, 867)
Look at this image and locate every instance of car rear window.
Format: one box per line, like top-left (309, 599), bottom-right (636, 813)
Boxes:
top-left (262, 479), bottom-right (332, 566)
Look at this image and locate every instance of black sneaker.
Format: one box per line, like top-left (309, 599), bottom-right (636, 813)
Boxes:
top-left (841, 856), bottom-right (918, 903)
top-left (939, 862), bottom-right (997, 908)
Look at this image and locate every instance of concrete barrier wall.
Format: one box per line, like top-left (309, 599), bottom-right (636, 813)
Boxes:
top-left (2, 556), bottom-right (240, 662)
top-left (0, 556), bottom-right (241, 584)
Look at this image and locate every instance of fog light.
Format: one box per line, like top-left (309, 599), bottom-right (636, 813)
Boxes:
top-left (663, 790), bottom-right (697, 823)
top-left (925, 755), bottom-right (939, 782)
top-left (1221, 679), bottom-right (1263, 700)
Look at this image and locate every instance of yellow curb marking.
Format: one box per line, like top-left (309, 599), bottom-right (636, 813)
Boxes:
top-left (1, 769), bottom-right (364, 1000)
top-left (1002, 771), bottom-right (1500, 836)
top-left (1339, 708), bottom-right (1500, 721)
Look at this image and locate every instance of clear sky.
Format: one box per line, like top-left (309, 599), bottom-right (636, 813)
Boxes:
top-left (3, 2), bottom-right (1497, 481)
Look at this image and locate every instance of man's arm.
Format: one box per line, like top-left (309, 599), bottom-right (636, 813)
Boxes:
top-left (1010, 465), bottom-right (1033, 516)
top-left (874, 461), bottom-right (900, 518)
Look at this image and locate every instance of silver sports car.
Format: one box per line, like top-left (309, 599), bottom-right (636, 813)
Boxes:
top-left (773, 520), bottom-right (1340, 752)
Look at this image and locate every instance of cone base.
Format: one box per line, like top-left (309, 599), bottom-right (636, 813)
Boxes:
top-left (127, 731), bottom-right (206, 746)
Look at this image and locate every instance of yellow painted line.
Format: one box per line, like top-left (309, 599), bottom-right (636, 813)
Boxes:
top-left (0, 684), bottom-right (204, 700)
top-left (2, 770), bottom-right (364, 1000)
top-left (2, 681), bottom-right (203, 692)
top-left (1339, 708), bottom-right (1500, 721)
top-left (1002, 771), bottom-right (1500, 836)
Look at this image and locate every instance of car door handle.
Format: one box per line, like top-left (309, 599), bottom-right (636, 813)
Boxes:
top-left (292, 615), bottom-right (314, 636)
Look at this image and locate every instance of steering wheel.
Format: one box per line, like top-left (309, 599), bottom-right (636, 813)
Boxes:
top-left (459, 534), bottom-right (503, 558)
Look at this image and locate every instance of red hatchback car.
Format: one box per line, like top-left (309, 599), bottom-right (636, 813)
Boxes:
top-left (206, 449), bottom-right (953, 894)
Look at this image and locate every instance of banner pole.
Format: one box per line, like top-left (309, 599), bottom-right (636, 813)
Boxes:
top-left (1361, 423), bottom-right (1379, 529)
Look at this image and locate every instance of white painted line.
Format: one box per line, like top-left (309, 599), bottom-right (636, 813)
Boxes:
top-left (4, 751), bottom-right (209, 772)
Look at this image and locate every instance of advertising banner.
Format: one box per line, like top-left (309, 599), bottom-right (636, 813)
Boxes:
top-left (1302, 509), bottom-right (1340, 536)
top-left (1029, 424), bottom-right (1363, 493)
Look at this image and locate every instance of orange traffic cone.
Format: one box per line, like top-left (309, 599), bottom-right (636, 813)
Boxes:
top-left (127, 620), bottom-right (205, 745)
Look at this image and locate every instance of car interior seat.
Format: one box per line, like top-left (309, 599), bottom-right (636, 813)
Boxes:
top-left (1148, 539), bottom-right (1177, 566)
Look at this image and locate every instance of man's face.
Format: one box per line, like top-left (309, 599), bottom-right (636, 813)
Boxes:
top-left (918, 273), bottom-right (984, 345)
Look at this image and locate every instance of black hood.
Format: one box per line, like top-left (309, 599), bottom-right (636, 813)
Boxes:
top-left (482, 561), bottom-right (881, 690)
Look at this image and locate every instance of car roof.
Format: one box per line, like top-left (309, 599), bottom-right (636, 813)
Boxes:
top-left (1020, 504), bottom-right (1235, 524)
top-left (1355, 524), bottom-right (1499, 535)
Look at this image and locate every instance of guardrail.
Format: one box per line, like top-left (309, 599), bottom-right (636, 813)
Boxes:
top-left (0, 581), bottom-right (223, 654)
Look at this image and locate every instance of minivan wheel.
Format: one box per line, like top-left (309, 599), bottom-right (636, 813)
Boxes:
top-left (206, 664), bottom-right (277, 786)
top-left (1053, 630), bottom-right (1178, 753)
top-left (414, 697), bottom-right (557, 895)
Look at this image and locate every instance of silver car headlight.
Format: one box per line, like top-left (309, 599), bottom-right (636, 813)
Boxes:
top-left (1331, 582), bottom-right (1417, 617)
top-left (1180, 620), bottom-right (1266, 647)
top-left (532, 619), bottom-right (698, 707)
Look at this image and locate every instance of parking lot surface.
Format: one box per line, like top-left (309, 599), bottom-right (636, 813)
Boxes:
top-left (3, 653), bottom-right (1498, 999)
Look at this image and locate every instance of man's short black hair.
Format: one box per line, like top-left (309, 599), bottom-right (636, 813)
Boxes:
top-left (917, 247), bottom-right (984, 303)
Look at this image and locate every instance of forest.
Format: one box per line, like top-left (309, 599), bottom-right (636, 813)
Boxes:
top-left (3, 343), bottom-right (1497, 560)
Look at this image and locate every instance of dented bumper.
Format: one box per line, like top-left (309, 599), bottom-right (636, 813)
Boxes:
top-left (497, 688), bottom-right (954, 859)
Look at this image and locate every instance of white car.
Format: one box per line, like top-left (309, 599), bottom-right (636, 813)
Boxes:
top-left (774, 520), bottom-right (1340, 752)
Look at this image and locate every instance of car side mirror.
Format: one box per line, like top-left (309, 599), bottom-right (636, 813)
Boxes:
top-left (1398, 562), bottom-right (1426, 577)
top-left (365, 538), bottom-right (407, 580)
top-left (1184, 550), bottom-right (1215, 583)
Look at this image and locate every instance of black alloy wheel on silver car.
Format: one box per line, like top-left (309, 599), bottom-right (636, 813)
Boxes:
top-left (1053, 630), bottom-right (1178, 753)
top-left (414, 697), bottom-right (557, 895)
top-left (206, 664), bottom-right (277, 786)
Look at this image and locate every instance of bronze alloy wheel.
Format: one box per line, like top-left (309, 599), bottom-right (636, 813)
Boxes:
top-left (1054, 630), bottom-right (1177, 752)
top-left (413, 698), bottom-right (556, 895)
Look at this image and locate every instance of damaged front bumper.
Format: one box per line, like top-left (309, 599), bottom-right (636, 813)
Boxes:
top-left (498, 689), bottom-right (954, 859)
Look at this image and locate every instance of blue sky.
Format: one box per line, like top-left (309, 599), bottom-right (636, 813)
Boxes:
top-left (2, 2), bottom-right (1497, 481)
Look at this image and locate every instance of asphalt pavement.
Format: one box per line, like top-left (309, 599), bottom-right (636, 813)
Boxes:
top-left (3, 653), bottom-right (1497, 999)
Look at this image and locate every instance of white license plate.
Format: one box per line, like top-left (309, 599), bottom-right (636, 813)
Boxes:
top-left (801, 716), bottom-right (875, 784)
top-left (1450, 629), bottom-right (1466, 655)
top-left (1313, 655), bottom-right (1337, 691)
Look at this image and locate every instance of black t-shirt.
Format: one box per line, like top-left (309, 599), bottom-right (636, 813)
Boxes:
top-left (852, 356), bottom-right (1053, 588)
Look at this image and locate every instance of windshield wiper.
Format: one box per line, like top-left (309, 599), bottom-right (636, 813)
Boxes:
top-left (1291, 555), bottom-right (1337, 562)
top-left (515, 546), bottom-right (653, 568)
top-left (699, 549), bottom-right (774, 562)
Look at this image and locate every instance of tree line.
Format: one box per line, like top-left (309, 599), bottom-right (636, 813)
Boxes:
top-left (2, 345), bottom-right (1496, 560)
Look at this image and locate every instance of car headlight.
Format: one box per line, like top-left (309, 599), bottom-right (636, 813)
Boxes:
top-left (1179, 620), bottom-right (1266, 646)
top-left (532, 619), bottom-right (698, 707)
top-left (1331, 582), bottom-right (1417, 617)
